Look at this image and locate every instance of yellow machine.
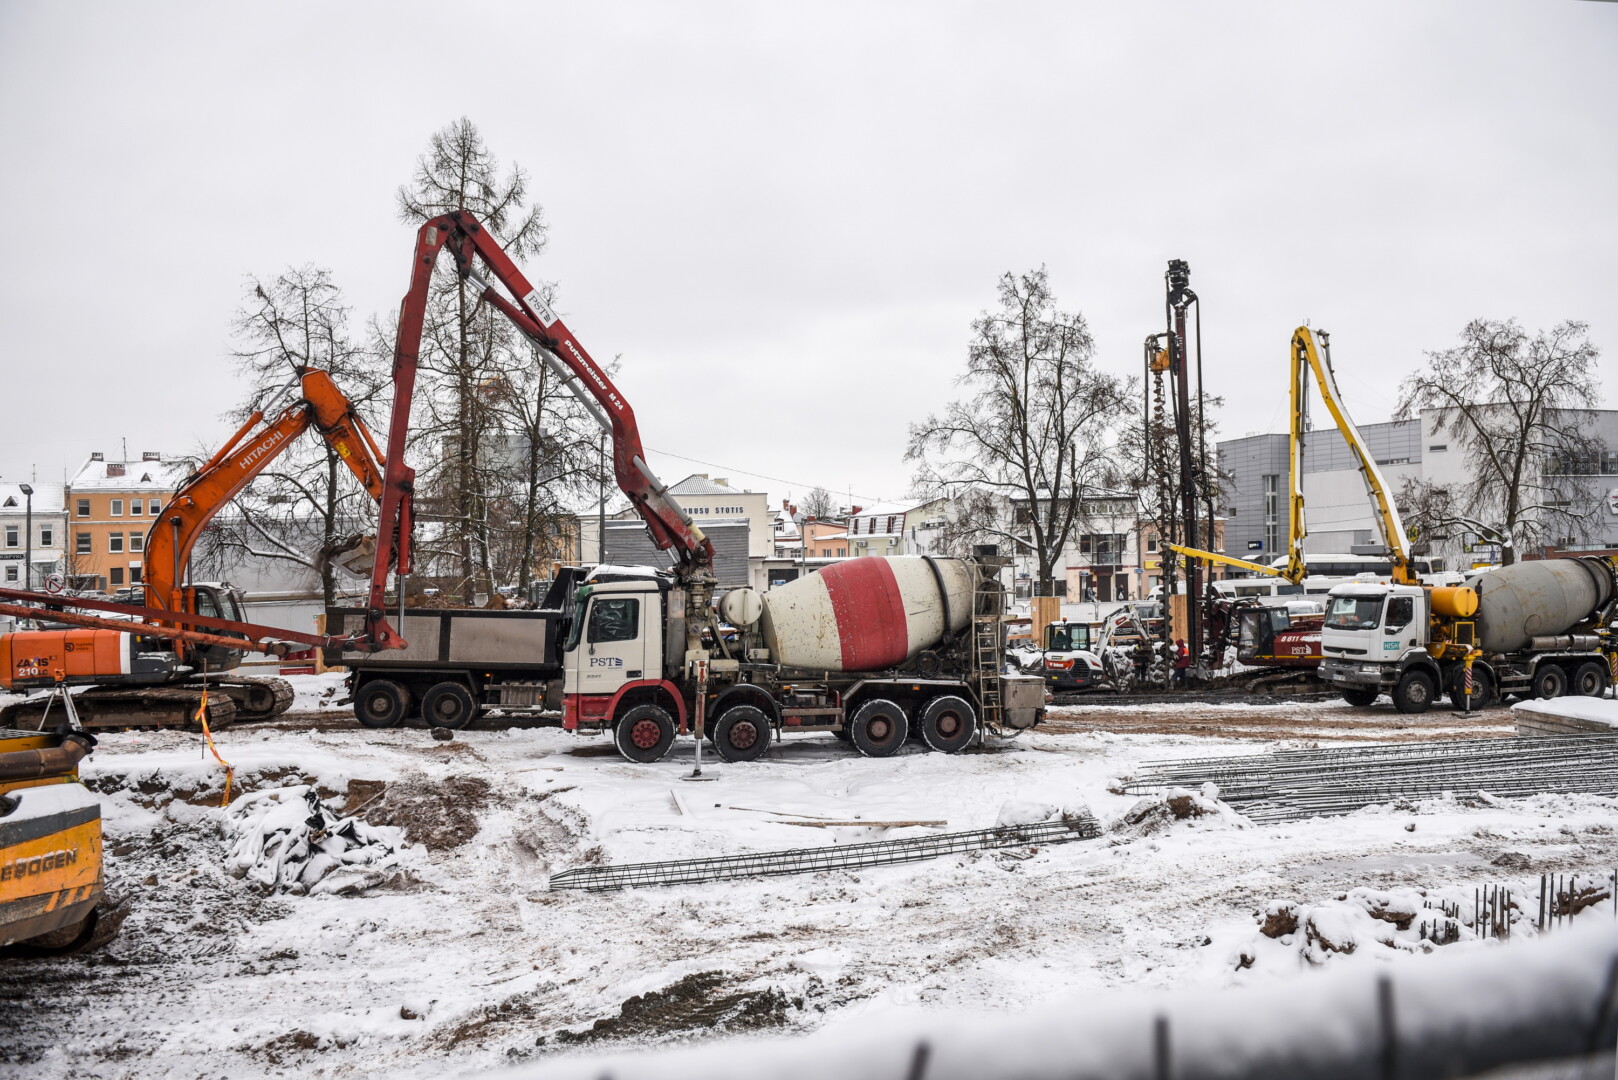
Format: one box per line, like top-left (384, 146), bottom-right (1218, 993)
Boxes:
top-left (0, 704), bottom-right (103, 952)
top-left (1169, 326), bottom-right (1418, 587)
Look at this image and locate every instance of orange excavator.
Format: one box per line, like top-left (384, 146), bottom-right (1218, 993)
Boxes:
top-left (0, 367), bottom-right (408, 729)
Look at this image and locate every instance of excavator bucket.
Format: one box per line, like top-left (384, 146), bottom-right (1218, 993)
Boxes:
top-left (330, 535), bottom-right (379, 578)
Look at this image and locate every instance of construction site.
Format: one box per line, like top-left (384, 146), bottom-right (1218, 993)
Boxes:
top-left (3, 4), bottom-right (1618, 1079)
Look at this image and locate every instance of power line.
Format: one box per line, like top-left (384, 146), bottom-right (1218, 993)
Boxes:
top-left (644, 446), bottom-right (898, 505)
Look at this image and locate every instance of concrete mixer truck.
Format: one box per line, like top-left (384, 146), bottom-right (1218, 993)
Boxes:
top-left (563, 552), bottom-right (1045, 762)
top-left (1319, 556), bottom-right (1618, 713)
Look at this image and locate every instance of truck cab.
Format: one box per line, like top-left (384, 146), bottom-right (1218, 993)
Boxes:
top-left (1319, 583), bottom-right (1433, 709)
top-left (561, 578), bottom-right (685, 745)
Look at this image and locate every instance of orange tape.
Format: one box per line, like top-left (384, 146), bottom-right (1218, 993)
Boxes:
top-left (195, 685), bottom-right (234, 807)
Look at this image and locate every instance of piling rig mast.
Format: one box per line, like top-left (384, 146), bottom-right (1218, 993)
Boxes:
top-left (1142, 260), bottom-right (1209, 663)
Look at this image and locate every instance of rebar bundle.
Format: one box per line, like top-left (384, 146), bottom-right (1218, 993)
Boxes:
top-left (546, 815), bottom-right (1101, 892)
top-left (1125, 734), bottom-right (1618, 823)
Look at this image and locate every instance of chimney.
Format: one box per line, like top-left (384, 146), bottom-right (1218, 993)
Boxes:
top-left (106, 463), bottom-right (126, 478)
top-left (142, 451), bottom-right (161, 461)
top-left (90, 451), bottom-right (104, 461)
top-left (715, 477), bottom-right (729, 488)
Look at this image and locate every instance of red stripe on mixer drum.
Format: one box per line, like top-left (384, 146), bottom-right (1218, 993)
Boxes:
top-left (821, 558), bottom-right (909, 670)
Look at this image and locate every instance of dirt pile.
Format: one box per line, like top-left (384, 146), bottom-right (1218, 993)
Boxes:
top-left (545, 971), bottom-right (798, 1046)
top-left (350, 774), bottom-right (492, 851)
top-left (1115, 784), bottom-right (1244, 836)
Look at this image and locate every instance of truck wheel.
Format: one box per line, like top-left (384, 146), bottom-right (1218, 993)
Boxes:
top-left (1572, 662), bottom-right (1608, 698)
top-left (421, 682), bottom-right (477, 730)
top-left (1450, 668), bottom-right (1494, 712)
top-left (1391, 670), bottom-right (1435, 715)
top-left (355, 679), bottom-right (410, 729)
top-left (919, 695), bottom-right (977, 754)
top-left (1341, 688), bottom-right (1378, 708)
top-left (1532, 664), bottom-right (1567, 700)
top-left (711, 705), bottom-right (772, 763)
top-left (849, 699), bottom-right (907, 758)
top-left (615, 703), bottom-right (675, 763)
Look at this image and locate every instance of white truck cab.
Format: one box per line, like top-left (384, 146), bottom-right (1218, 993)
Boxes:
top-left (1319, 583), bottom-right (1436, 710)
top-left (561, 580), bottom-right (670, 731)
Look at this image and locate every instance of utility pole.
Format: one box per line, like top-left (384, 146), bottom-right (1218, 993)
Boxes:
top-left (19, 483), bottom-right (33, 593)
top-left (596, 431), bottom-right (607, 565)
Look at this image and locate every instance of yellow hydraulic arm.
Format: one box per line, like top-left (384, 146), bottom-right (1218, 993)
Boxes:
top-left (1168, 326), bottom-right (1417, 588)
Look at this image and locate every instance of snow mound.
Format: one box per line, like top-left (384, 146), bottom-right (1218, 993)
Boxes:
top-left (224, 785), bottom-right (402, 896)
top-left (1242, 886), bottom-right (1502, 969)
top-left (1512, 695), bottom-right (1618, 728)
top-left (1113, 783), bottom-right (1245, 836)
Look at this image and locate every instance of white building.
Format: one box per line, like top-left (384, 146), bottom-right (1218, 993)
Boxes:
top-left (0, 481), bottom-right (67, 590)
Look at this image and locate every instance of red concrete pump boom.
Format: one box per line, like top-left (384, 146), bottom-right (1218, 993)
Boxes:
top-left (381, 211), bottom-right (715, 582)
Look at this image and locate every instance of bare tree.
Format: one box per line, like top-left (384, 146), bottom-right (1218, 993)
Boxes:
top-left (397, 117), bottom-right (548, 601)
top-left (1397, 319), bottom-right (1603, 565)
top-left (800, 486), bottom-right (837, 521)
top-left (210, 267), bottom-right (387, 607)
top-left (907, 268), bottom-right (1131, 591)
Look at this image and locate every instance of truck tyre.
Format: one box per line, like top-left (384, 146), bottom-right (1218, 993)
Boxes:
top-left (1532, 664), bottom-right (1567, 701)
top-left (1572, 662), bottom-right (1608, 698)
top-left (1450, 668), bottom-right (1494, 712)
top-left (421, 682), bottom-right (478, 730)
top-left (849, 699), bottom-right (907, 758)
top-left (711, 705), bottom-right (772, 763)
top-left (355, 679), bottom-right (410, 729)
top-left (1391, 670), bottom-right (1435, 715)
top-left (1340, 688), bottom-right (1378, 708)
top-left (919, 695), bottom-right (977, 754)
top-left (615, 703), bottom-right (675, 763)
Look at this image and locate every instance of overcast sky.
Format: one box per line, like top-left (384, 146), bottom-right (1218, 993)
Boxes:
top-left (1, 1), bottom-right (1613, 510)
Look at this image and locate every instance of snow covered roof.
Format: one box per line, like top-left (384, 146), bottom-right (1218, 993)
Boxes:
top-left (848, 499), bottom-right (928, 518)
top-left (0, 481), bottom-right (65, 513)
top-left (68, 455), bottom-right (189, 492)
top-left (668, 474), bottom-right (749, 497)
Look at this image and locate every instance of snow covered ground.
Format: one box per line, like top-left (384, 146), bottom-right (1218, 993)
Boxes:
top-left (3, 681), bottom-right (1617, 1078)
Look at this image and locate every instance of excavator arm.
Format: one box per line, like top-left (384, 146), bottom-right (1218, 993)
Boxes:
top-left (145, 367), bottom-right (399, 623)
top-left (376, 211), bottom-right (715, 585)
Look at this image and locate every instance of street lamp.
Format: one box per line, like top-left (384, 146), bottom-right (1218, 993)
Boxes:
top-left (18, 483), bottom-right (32, 592)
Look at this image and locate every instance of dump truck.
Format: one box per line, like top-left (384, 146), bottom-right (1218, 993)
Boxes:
top-left (1319, 556), bottom-right (1618, 712)
top-left (565, 550), bottom-right (1043, 762)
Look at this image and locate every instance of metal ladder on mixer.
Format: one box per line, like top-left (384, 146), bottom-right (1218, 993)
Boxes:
top-left (972, 576), bottom-right (1004, 734)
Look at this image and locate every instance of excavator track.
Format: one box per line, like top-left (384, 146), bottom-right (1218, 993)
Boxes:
top-left (0, 687), bottom-right (237, 732)
top-left (211, 676), bottom-right (295, 721)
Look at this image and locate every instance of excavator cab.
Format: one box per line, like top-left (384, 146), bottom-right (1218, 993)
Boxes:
top-left (181, 584), bottom-right (248, 671)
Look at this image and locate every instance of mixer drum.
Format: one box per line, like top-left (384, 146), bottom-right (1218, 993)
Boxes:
top-left (760, 556), bottom-right (976, 671)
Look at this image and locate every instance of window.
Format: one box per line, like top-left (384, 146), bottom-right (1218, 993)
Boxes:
top-left (588, 597), bottom-right (639, 643)
top-left (110, 499), bottom-right (123, 516)
top-left (109, 533), bottom-right (124, 553)
top-left (1263, 474), bottom-right (1279, 556)
top-left (3, 525), bottom-right (15, 548)
top-left (837, 547), bottom-right (847, 557)
top-left (130, 566), bottom-right (142, 583)
top-left (886, 516), bottom-right (897, 533)
top-left (1428, 444), bottom-right (1447, 453)
top-left (1384, 596), bottom-right (1414, 633)
top-left (3, 565), bottom-right (15, 583)
top-left (1325, 595), bottom-right (1384, 631)
top-left (1146, 536), bottom-right (1158, 552)
top-left (129, 532), bottom-right (144, 552)
top-left (76, 532), bottom-right (92, 554)
top-left (39, 526), bottom-right (52, 547)
top-left (109, 567), bottom-right (124, 586)
top-left (150, 500), bottom-right (161, 515)
top-left (76, 499), bottom-right (89, 517)
top-left (131, 499), bottom-right (142, 514)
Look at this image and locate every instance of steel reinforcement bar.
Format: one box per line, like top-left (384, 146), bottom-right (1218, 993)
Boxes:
top-left (1125, 735), bottom-right (1618, 823)
top-left (546, 815), bottom-right (1101, 892)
